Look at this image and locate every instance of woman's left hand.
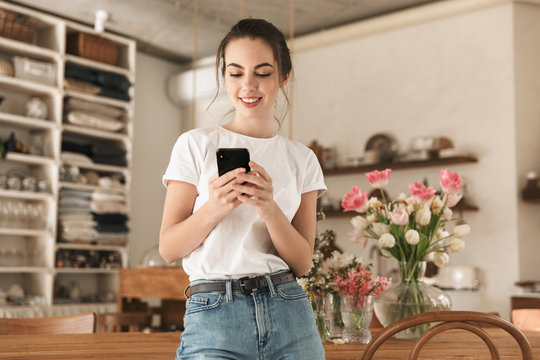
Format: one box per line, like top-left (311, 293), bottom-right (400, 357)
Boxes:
top-left (233, 161), bottom-right (279, 219)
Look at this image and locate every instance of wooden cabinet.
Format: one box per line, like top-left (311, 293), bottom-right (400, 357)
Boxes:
top-left (0, 1), bottom-right (135, 317)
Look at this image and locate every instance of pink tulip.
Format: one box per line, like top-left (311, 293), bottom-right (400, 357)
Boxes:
top-left (342, 186), bottom-right (369, 212)
top-left (408, 182), bottom-right (436, 201)
top-left (440, 169), bottom-right (462, 194)
top-left (445, 193), bottom-right (462, 207)
top-left (389, 207), bottom-right (409, 225)
top-left (366, 169), bottom-right (392, 189)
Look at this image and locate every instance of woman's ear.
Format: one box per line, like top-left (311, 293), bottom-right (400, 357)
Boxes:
top-left (281, 73), bottom-right (290, 87)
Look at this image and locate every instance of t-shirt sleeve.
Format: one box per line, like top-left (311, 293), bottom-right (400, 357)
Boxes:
top-left (303, 150), bottom-right (327, 198)
top-left (162, 132), bottom-right (201, 187)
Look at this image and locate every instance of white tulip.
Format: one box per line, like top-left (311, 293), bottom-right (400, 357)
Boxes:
top-left (366, 213), bottom-right (377, 223)
top-left (436, 228), bottom-right (450, 240)
top-left (372, 223), bottom-right (390, 236)
top-left (351, 216), bottom-right (369, 231)
top-left (433, 252), bottom-right (450, 267)
top-left (453, 224), bottom-right (471, 238)
top-left (415, 206), bottom-right (431, 226)
top-left (443, 207), bottom-right (453, 221)
top-left (431, 196), bottom-right (444, 215)
top-left (448, 238), bottom-right (465, 252)
top-left (379, 233), bottom-right (396, 248)
top-left (405, 229), bottom-right (420, 245)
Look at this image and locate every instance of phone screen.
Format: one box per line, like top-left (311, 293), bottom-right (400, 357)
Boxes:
top-left (216, 148), bottom-right (250, 177)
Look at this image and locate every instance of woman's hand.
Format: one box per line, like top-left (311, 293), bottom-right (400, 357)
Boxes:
top-left (233, 161), bottom-right (280, 219)
top-left (205, 167), bottom-right (246, 221)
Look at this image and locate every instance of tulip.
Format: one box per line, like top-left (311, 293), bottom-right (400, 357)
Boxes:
top-left (409, 182), bottom-right (437, 201)
top-left (436, 228), bottom-right (450, 240)
top-left (443, 207), bottom-right (453, 221)
top-left (366, 169), bottom-right (392, 189)
top-left (449, 238), bottom-right (465, 252)
top-left (372, 223), bottom-right (390, 236)
top-left (433, 252), bottom-right (450, 267)
top-left (390, 207), bottom-right (409, 225)
top-left (453, 224), bottom-right (470, 238)
top-left (440, 169), bottom-right (462, 194)
top-left (431, 196), bottom-right (444, 215)
top-left (415, 205), bottom-right (431, 226)
top-left (379, 233), bottom-right (396, 248)
top-left (446, 193), bottom-right (463, 208)
top-left (342, 186), bottom-right (369, 212)
top-left (405, 229), bottom-right (420, 245)
top-left (351, 216), bottom-right (368, 231)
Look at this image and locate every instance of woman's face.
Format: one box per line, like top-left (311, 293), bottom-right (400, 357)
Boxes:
top-left (223, 38), bottom-right (285, 122)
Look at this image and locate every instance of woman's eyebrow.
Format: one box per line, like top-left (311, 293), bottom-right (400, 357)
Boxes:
top-left (226, 62), bottom-right (274, 69)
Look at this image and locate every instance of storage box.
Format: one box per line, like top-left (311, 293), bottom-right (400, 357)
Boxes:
top-left (66, 32), bottom-right (119, 65)
top-left (0, 9), bottom-right (37, 43)
top-left (13, 56), bottom-right (56, 85)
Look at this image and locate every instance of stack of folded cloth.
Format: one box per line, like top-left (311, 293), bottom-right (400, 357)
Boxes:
top-left (62, 137), bottom-right (126, 167)
top-left (65, 64), bottom-right (132, 101)
top-left (64, 97), bottom-right (125, 133)
top-left (91, 190), bottom-right (129, 244)
top-left (58, 189), bottom-right (96, 242)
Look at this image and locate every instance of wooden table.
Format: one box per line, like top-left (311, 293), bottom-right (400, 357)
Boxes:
top-left (0, 329), bottom-right (538, 359)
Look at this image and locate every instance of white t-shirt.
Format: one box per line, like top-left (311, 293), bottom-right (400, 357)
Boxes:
top-left (162, 126), bottom-right (327, 281)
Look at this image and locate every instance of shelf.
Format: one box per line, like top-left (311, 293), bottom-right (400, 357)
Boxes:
top-left (0, 112), bottom-right (57, 130)
top-left (322, 202), bottom-right (479, 218)
top-left (59, 181), bottom-right (126, 194)
top-left (323, 155), bottom-right (478, 176)
top-left (4, 152), bottom-right (56, 166)
top-left (0, 266), bottom-right (50, 274)
top-left (0, 37), bottom-right (60, 61)
top-left (56, 243), bottom-right (127, 252)
top-left (0, 189), bottom-right (53, 201)
top-left (61, 160), bottom-right (128, 173)
top-left (0, 228), bottom-right (51, 237)
top-left (523, 198), bottom-right (540, 204)
top-left (64, 54), bottom-right (133, 79)
top-left (62, 124), bottom-right (129, 142)
top-left (64, 89), bottom-right (131, 110)
top-left (55, 268), bottom-right (119, 274)
top-left (0, 74), bottom-right (60, 97)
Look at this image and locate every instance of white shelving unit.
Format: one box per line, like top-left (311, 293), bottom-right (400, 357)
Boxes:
top-left (0, 1), bottom-right (135, 317)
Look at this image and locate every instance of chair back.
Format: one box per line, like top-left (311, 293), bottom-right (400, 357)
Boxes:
top-left (361, 311), bottom-right (534, 360)
top-left (0, 312), bottom-right (96, 335)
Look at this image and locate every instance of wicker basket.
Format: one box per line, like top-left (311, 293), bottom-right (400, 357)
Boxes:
top-left (67, 32), bottom-right (119, 66)
top-left (0, 9), bottom-right (37, 43)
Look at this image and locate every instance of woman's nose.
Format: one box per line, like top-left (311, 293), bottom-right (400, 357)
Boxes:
top-left (242, 73), bottom-right (257, 90)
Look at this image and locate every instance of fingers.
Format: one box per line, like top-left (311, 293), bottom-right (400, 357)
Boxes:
top-left (248, 161), bottom-right (271, 182)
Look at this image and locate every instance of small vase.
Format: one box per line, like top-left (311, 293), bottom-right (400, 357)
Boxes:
top-left (324, 292), bottom-right (344, 339)
top-left (374, 261), bottom-right (452, 339)
top-left (311, 294), bottom-right (330, 341)
top-left (340, 294), bottom-right (373, 344)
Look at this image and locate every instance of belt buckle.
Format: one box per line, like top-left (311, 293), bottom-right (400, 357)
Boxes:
top-left (238, 276), bottom-right (259, 295)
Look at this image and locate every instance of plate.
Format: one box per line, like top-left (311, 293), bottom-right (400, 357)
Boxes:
top-left (365, 133), bottom-right (398, 162)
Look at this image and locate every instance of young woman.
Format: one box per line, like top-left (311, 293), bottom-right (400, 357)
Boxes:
top-left (160, 18), bottom-right (326, 359)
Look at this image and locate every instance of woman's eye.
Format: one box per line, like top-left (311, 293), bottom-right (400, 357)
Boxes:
top-left (229, 73), bottom-right (243, 77)
top-left (257, 73), bottom-right (271, 77)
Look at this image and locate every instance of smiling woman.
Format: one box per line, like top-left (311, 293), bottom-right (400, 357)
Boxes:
top-left (159, 18), bottom-right (327, 359)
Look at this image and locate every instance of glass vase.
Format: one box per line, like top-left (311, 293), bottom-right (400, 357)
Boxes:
top-left (374, 261), bottom-right (452, 339)
top-left (340, 294), bottom-right (374, 344)
top-left (324, 292), bottom-right (344, 339)
top-left (311, 294), bottom-right (330, 341)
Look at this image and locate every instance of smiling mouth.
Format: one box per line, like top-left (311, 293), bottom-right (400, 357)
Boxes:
top-left (240, 97), bottom-right (262, 104)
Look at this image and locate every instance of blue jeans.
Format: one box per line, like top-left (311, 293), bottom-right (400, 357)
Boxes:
top-left (176, 271), bottom-right (325, 359)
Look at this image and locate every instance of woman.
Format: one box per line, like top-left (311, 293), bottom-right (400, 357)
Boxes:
top-left (160, 18), bottom-right (326, 359)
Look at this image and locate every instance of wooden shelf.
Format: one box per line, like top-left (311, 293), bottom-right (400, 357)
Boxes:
top-left (55, 268), bottom-right (119, 275)
top-left (0, 189), bottom-right (53, 201)
top-left (323, 155), bottom-right (478, 176)
top-left (523, 198), bottom-right (540, 204)
top-left (322, 201), bottom-right (479, 218)
top-left (0, 112), bottom-right (57, 130)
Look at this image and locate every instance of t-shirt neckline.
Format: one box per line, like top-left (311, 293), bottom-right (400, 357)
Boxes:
top-left (218, 125), bottom-right (279, 142)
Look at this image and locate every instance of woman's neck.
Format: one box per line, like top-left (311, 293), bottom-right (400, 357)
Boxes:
top-left (224, 117), bottom-right (276, 139)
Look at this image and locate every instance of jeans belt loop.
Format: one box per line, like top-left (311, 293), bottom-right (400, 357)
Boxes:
top-left (264, 274), bottom-right (277, 297)
top-left (225, 280), bottom-right (233, 302)
top-left (184, 284), bottom-right (191, 299)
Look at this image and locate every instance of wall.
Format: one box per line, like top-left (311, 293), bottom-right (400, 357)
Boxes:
top-left (514, 2), bottom-right (540, 280)
top-left (130, 53), bottom-right (183, 267)
top-left (290, 1), bottom-right (520, 318)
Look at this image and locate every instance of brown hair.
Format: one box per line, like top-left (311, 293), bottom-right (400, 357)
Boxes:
top-left (212, 18), bottom-right (292, 127)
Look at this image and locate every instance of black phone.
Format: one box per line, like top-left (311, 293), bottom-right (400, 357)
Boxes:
top-left (216, 148), bottom-right (250, 177)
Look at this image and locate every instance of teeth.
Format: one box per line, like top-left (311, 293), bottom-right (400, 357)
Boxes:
top-left (241, 98), bottom-right (259, 103)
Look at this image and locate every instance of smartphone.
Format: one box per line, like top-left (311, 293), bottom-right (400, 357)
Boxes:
top-left (216, 148), bottom-right (250, 177)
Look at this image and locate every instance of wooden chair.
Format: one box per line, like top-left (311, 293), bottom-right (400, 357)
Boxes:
top-left (361, 311), bottom-right (534, 360)
top-left (97, 312), bottom-right (152, 332)
top-left (0, 312), bottom-right (96, 335)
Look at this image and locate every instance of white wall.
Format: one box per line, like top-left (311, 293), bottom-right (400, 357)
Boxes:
top-left (514, 2), bottom-right (540, 280)
top-left (291, 2), bottom-right (522, 318)
top-left (130, 53), bottom-right (183, 267)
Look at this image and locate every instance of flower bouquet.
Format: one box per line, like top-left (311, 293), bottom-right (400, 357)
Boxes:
top-left (341, 168), bottom-right (471, 339)
top-left (335, 266), bottom-right (391, 343)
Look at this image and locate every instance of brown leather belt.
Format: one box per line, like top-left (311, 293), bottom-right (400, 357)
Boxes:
top-left (189, 271), bottom-right (296, 296)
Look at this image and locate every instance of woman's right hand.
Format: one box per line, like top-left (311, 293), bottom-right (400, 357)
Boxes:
top-left (204, 167), bottom-right (246, 221)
